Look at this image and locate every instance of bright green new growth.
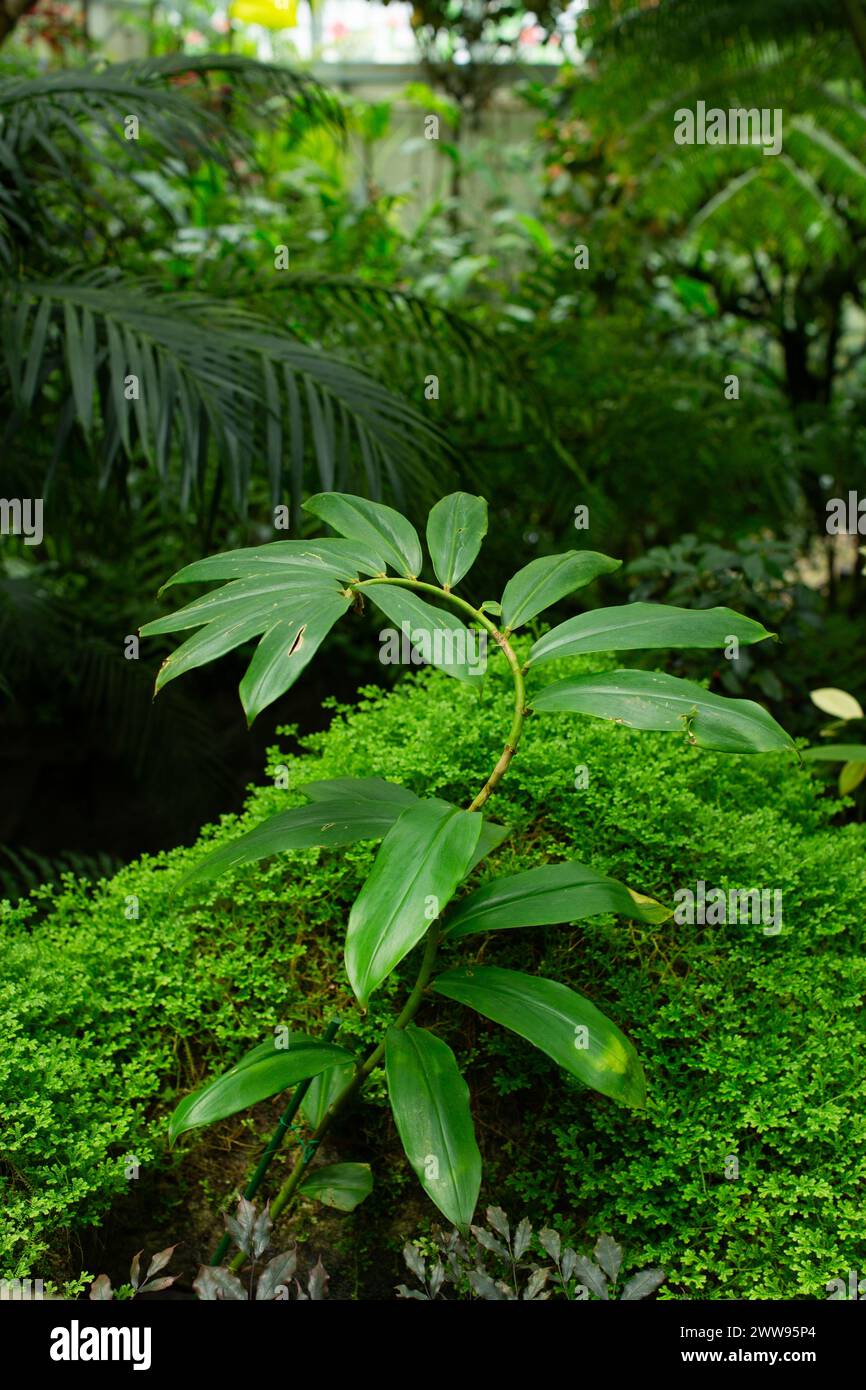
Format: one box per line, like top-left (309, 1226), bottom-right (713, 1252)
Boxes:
top-left (140, 490), bottom-right (792, 1247)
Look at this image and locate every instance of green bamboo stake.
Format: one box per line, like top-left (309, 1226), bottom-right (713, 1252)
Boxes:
top-left (210, 1019), bottom-right (340, 1266)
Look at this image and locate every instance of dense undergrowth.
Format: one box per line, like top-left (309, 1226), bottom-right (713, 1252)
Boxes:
top-left (3, 645), bottom-right (864, 1297)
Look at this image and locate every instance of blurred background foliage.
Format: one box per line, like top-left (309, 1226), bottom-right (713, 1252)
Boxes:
top-left (1, 0), bottom-right (864, 897)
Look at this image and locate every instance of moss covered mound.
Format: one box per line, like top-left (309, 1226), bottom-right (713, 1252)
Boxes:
top-left (3, 650), bottom-right (864, 1297)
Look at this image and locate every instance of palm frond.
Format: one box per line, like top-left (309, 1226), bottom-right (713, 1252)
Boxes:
top-left (0, 53), bottom-right (343, 262)
top-left (0, 275), bottom-right (455, 513)
top-left (0, 52), bottom-right (341, 156)
top-left (255, 272), bottom-right (520, 422)
top-left (238, 271), bottom-right (586, 480)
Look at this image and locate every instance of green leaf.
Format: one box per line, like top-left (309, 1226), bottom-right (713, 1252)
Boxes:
top-left (802, 743), bottom-right (866, 762)
top-left (299, 775), bottom-right (418, 809)
top-left (142, 571), bottom-right (351, 720)
top-left (501, 552), bottom-right (621, 632)
top-left (532, 669), bottom-right (794, 754)
top-left (141, 573), bottom-right (343, 638)
top-left (150, 609), bottom-right (277, 693)
top-left (239, 592), bottom-right (350, 724)
top-left (470, 817), bottom-right (510, 871)
top-left (169, 1037), bottom-right (355, 1143)
top-left (345, 801), bottom-right (483, 1008)
top-left (810, 687), bottom-right (864, 721)
top-left (176, 797), bottom-right (409, 891)
top-left (839, 761), bottom-right (866, 795)
top-left (304, 777), bottom-right (504, 873)
top-left (21, 294), bottom-right (51, 409)
top-left (426, 492), bottom-right (488, 588)
top-left (366, 585), bottom-right (486, 683)
top-left (300, 1062), bottom-right (356, 1130)
top-left (244, 778), bottom-right (500, 872)
top-left (9, 251), bottom-right (452, 509)
top-left (538, 1228), bottom-right (561, 1261)
top-left (160, 539), bottom-right (387, 590)
top-left (431, 965), bottom-right (646, 1108)
top-left (299, 1163), bottom-right (373, 1212)
top-left (528, 603), bottom-right (774, 667)
top-left (304, 492), bottom-right (422, 578)
top-left (444, 861), bottom-right (670, 940)
top-left (298, 778), bottom-right (506, 870)
top-left (63, 300), bottom-right (94, 435)
top-left (385, 1024), bottom-right (481, 1228)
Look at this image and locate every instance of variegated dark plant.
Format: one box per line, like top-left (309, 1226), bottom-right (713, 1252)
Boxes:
top-left (87, 1201), bottom-right (327, 1302)
top-left (194, 1198), bottom-right (328, 1302)
top-left (398, 1209), bottom-right (664, 1301)
top-left (141, 491), bottom-right (793, 1266)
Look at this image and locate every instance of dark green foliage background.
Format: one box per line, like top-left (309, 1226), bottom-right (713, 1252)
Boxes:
top-left (2, 647), bottom-right (864, 1296)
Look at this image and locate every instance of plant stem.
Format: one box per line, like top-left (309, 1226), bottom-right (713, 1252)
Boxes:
top-left (258, 931), bottom-right (442, 1249)
top-left (232, 576), bottom-right (528, 1261)
top-left (353, 576), bottom-right (527, 807)
top-left (211, 1020), bottom-right (341, 1266)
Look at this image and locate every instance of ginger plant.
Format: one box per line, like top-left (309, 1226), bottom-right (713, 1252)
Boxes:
top-left (141, 491), bottom-right (792, 1260)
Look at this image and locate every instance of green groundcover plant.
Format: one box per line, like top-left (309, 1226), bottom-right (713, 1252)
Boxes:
top-left (133, 491), bottom-right (791, 1269)
top-left (2, 617), bottom-right (866, 1293)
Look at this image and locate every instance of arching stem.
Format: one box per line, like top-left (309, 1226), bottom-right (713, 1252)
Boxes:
top-left (226, 576), bottom-right (528, 1268)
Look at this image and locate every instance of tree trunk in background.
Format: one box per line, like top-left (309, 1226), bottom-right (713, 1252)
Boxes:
top-left (0, 0), bottom-right (38, 45)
